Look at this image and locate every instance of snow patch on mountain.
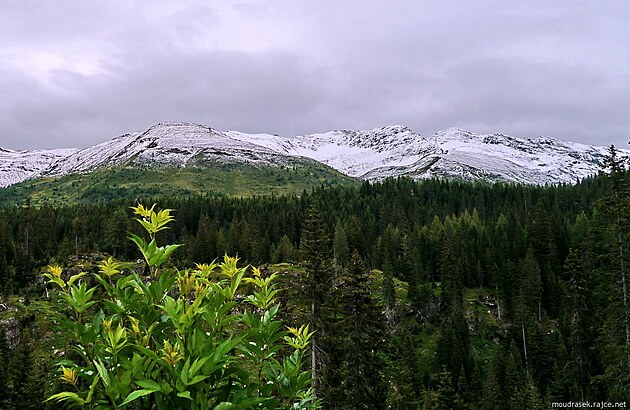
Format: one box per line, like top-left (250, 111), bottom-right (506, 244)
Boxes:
top-left (235, 125), bottom-right (624, 184)
top-left (43, 122), bottom-right (316, 178)
top-left (231, 125), bottom-right (436, 178)
top-left (431, 128), bottom-right (616, 184)
top-left (0, 147), bottom-right (77, 187)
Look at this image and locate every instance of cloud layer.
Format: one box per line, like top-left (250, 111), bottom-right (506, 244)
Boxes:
top-left (1, 0), bottom-right (629, 149)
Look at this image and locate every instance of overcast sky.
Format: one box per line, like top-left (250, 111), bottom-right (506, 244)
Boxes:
top-left (1, 1), bottom-right (629, 150)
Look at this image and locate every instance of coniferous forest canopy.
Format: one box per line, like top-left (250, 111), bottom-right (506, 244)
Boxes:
top-left (0, 155), bottom-right (629, 408)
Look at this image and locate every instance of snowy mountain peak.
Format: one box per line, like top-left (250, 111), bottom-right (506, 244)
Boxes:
top-left (374, 125), bottom-right (414, 134)
top-left (143, 121), bottom-right (216, 135)
top-left (480, 133), bottom-right (523, 148)
top-left (534, 136), bottom-right (559, 146)
top-left (1, 123), bottom-right (627, 188)
top-left (441, 127), bottom-right (473, 136)
top-left (41, 122), bottom-right (319, 179)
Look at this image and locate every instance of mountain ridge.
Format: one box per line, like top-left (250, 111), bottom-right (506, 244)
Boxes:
top-left (1, 122), bottom-right (627, 188)
top-left (0, 147), bottom-right (78, 188)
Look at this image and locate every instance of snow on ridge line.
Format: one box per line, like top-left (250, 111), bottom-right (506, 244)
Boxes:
top-left (0, 147), bottom-right (78, 187)
top-left (1, 122), bottom-right (628, 187)
top-left (41, 123), bottom-right (322, 179)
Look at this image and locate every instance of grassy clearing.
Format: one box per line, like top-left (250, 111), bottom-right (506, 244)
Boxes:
top-left (0, 163), bottom-right (357, 206)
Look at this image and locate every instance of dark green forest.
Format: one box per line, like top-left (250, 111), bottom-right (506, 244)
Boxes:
top-left (0, 150), bottom-right (629, 408)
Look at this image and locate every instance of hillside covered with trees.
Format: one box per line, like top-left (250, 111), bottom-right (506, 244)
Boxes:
top-left (0, 149), bottom-right (629, 408)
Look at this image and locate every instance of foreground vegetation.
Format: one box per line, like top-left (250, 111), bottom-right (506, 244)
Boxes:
top-left (0, 147), bottom-right (629, 408)
top-left (43, 205), bottom-right (317, 409)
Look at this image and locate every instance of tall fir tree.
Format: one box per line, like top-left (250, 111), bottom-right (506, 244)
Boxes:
top-left (595, 145), bottom-right (630, 400)
top-left (561, 249), bottom-right (602, 400)
top-left (333, 251), bottom-right (386, 409)
top-left (332, 220), bottom-right (350, 273)
top-left (299, 204), bottom-right (334, 402)
top-left (103, 206), bottom-right (130, 257)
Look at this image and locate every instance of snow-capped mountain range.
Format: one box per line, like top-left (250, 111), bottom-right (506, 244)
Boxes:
top-left (1, 122), bottom-right (627, 188)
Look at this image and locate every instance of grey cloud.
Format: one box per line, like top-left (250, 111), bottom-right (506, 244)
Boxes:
top-left (1, 49), bottom-right (336, 148)
top-left (1, 1), bottom-right (630, 149)
top-left (425, 58), bottom-right (630, 145)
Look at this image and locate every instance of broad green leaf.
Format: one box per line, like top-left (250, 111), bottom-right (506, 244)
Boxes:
top-left (68, 272), bottom-right (87, 287)
top-left (136, 379), bottom-right (162, 391)
top-left (94, 358), bottom-right (110, 388)
top-left (177, 391), bottom-right (192, 400)
top-left (45, 391), bottom-right (85, 406)
top-left (214, 403), bottom-right (236, 410)
top-left (186, 374), bottom-right (209, 386)
top-left (121, 388), bottom-right (157, 406)
top-left (189, 355), bottom-right (211, 377)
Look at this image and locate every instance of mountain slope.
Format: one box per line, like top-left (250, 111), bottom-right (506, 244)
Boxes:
top-left (1, 122), bottom-right (627, 192)
top-left (43, 122), bottom-right (318, 177)
top-left (233, 126), bottom-right (626, 184)
top-left (229, 125), bottom-right (435, 179)
top-left (0, 147), bottom-right (77, 187)
top-left (0, 163), bottom-right (352, 205)
top-left (426, 128), bottom-right (617, 184)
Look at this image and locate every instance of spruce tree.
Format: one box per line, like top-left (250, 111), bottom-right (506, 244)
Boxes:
top-left (335, 251), bottom-right (386, 409)
top-left (332, 220), bottom-right (350, 272)
top-left (482, 359), bottom-right (504, 410)
top-left (103, 206), bottom-right (130, 257)
top-left (433, 369), bottom-right (464, 410)
top-left (516, 248), bottom-right (543, 323)
top-left (561, 249), bottom-right (602, 400)
top-left (512, 379), bottom-right (545, 410)
top-left (299, 204), bottom-right (333, 401)
top-left (0, 211), bottom-right (14, 294)
top-left (8, 329), bottom-right (42, 410)
top-left (504, 342), bottom-right (527, 408)
top-left (272, 234), bottom-right (297, 263)
top-left (439, 233), bottom-right (463, 313)
top-left (595, 145), bottom-right (630, 400)
top-left (192, 213), bottom-right (218, 263)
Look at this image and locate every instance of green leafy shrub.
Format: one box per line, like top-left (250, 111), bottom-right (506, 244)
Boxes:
top-left (43, 204), bottom-right (318, 409)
